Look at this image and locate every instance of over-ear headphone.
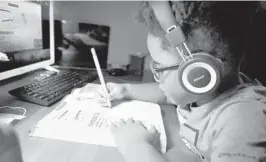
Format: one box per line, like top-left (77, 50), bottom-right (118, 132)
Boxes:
top-left (149, 1), bottom-right (223, 95)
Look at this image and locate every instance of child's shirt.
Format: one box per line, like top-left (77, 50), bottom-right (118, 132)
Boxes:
top-left (176, 74), bottom-right (266, 162)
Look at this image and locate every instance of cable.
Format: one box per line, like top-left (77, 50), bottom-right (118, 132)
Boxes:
top-left (0, 106), bottom-right (27, 117)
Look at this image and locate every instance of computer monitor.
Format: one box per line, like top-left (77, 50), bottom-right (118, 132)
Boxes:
top-left (55, 21), bottom-right (110, 69)
top-left (0, 1), bottom-right (55, 81)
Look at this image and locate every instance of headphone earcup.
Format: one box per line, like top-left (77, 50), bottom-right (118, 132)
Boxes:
top-left (178, 53), bottom-right (222, 95)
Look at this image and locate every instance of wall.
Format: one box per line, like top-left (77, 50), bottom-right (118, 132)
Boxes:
top-left (53, 1), bottom-right (150, 69)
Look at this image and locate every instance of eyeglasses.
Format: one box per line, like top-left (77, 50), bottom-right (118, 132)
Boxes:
top-left (150, 60), bottom-right (180, 82)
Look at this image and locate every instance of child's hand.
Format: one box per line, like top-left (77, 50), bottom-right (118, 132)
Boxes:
top-left (110, 118), bottom-right (160, 155)
top-left (95, 82), bottom-right (127, 104)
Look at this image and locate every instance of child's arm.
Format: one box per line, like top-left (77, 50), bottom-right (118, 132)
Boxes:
top-left (96, 82), bottom-right (173, 105)
top-left (123, 142), bottom-right (168, 162)
top-left (123, 82), bottom-right (172, 105)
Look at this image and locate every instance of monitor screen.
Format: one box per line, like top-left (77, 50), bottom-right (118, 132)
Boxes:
top-left (57, 21), bottom-right (110, 69)
top-left (0, 1), bottom-right (54, 81)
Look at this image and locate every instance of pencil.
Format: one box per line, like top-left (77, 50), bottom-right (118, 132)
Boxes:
top-left (90, 47), bottom-right (111, 108)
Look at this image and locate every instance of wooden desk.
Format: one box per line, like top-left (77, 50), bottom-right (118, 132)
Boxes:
top-left (0, 70), bottom-right (200, 162)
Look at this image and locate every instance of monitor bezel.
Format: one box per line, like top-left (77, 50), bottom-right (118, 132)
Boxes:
top-left (0, 1), bottom-right (55, 81)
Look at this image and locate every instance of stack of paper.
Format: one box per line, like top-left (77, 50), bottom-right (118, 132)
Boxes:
top-left (29, 84), bottom-right (167, 153)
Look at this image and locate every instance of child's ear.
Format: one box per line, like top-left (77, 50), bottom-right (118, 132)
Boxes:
top-left (215, 58), bottom-right (225, 76)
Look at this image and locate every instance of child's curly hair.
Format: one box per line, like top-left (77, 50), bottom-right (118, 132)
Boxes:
top-left (135, 1), bottom-right (261, 67)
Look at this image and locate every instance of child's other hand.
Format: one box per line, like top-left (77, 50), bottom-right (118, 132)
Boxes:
top-left (110, 118), bottom-right (160, 155)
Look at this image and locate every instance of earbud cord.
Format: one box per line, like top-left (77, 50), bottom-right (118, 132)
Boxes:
top-left (0, 106), bottom-right (27, 116)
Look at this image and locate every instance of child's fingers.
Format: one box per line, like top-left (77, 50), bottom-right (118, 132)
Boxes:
top-left (98, 85), bottom-right (115, 101)
top-left (108, 92), bottom-right (115, 101)
top-left (95, 89), bottom-right (105, 100)
top-left (135, 120), bottom-right (148, 129)
top-left (154, 131), bottom-right (161, 151)
top-left (154, 128), bottom-right (160, 139)
top-left (95, 90), bottom-right (112, 106)
top-left (98, 86), bottom-right (107, 97)
top-left (95, 93), bottom-right (104, 102)
top-left (110, 122), bottom-right (117, 134)
top-left (148, 125), bottom-right (157, 135)
top-left (156, 130), bottom-right (160, 139)
top-left (106, 82), bottom-right (114, 91)
top-left (110, 119), bottom-right (126, 135)
top-left (126, 118), bottom-right (135, 124)
top-left (135, 120), bottom-right (144, 127)
top-left (118, 119), bottom-right (126, 127)
top-left (95, 95), bottom-right (108, 105)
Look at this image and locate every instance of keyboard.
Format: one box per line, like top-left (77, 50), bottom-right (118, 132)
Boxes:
top-left (9, 69), bottom-right (98, 106)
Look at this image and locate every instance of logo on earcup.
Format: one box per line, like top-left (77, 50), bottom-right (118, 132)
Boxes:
top-left (187, 67), bottom-right (211, 88)
top-left (193, 75), bottom-right (205, 82)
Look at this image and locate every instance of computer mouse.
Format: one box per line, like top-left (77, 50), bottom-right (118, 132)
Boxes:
top-left (108, 68), bottom-right (128, 76)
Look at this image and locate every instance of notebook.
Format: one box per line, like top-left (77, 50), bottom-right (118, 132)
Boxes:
top-left (29, 84), bottom-right (167, 153)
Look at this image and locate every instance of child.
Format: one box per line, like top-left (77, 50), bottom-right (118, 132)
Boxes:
top-left (97, 1), bottom-right (266, 162)
top-left (0, 125), bottom-right (23, 162)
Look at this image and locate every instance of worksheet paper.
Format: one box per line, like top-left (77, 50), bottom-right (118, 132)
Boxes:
top-left (29, 85), bottom-right (167, 153)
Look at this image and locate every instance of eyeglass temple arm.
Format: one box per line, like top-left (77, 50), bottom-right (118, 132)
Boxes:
top-left (155, 63), bottom-right (180, 72)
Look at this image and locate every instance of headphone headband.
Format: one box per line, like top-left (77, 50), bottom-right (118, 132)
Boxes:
top-left (148, 1), bottom-right (181, 32)
top-left (149, 1), bottom-right (193, 61)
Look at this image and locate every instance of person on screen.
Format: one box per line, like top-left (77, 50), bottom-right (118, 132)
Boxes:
top-left (97, 1), bottom-right (266, 162)
top-left (58, 27), bottom-right (108, 53)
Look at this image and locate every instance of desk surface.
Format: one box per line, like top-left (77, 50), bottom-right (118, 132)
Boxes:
top-left (0, 70), bottom-right (200, 162)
